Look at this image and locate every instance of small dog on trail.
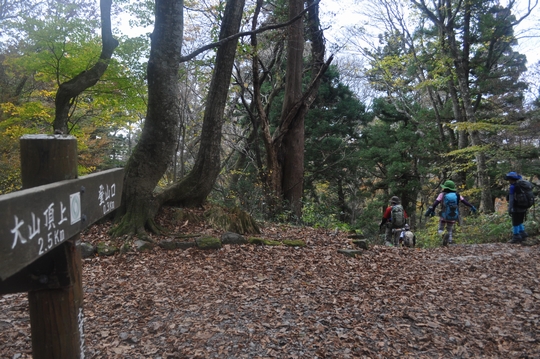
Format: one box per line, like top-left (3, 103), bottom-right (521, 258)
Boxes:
top-left (400, 224), bottom-right (416, 248)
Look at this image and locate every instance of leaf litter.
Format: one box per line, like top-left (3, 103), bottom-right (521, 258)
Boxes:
top-left (1, 211), bottom-right (539, 358)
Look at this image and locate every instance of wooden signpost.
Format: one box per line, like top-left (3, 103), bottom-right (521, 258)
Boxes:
top-left (0, 166), bottom-right (124, 283)
top-left (0, 135), bottom-right (124, 359)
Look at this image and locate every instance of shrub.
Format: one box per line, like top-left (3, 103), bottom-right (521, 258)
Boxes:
top-left (414, 211), bottom-right (540, 247)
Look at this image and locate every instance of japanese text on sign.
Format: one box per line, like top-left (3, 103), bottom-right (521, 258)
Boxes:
top-left (10, 195), bottom-right (78, 255)
top-left (98, 183), bottom-right (116, 215)
top-left (0, 168), bottom-right (124, 281)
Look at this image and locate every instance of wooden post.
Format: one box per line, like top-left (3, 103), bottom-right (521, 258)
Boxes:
top-left (20, 135), bottom-right (84, 359)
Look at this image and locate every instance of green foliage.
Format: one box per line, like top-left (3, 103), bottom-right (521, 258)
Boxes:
top-left (353, 100), bottom-right (437, 221)
top-left (359, 0), bottom-right (536, 231)
top-left (0, 0), bottom-right (148, 187)
top-left (414, 211), bottom-right (540, 248)
top-left (301, 201), bottom-right (350, 231)
top-left (458, 214), bottom-right (511, 244)
top-left (350, 198), bottom-right (387, 243)
top-left (0, 166), bottom-right (21, 195)
top-left (303, 65), bottom-right (367, 226)
top-left (210, 169), bottom-right (267, 218)
top-left (116, 0), bottom-right (155, 29)
top-left (448, 122), bottom-right (516, 133)
top-left (414, 217), bottom-right (445, 248)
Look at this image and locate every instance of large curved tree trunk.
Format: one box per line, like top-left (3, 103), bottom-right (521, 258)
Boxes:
top-left (52, 0), bottom-right (118, 134)
top-left (157, 0), bottom-right (246, 208)
top-left (112, 0), bottom-right (184, 238)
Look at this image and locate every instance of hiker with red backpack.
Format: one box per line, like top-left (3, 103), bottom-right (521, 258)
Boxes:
top-left (425, 180), bottom-right (477, 245)
top-left (505, 172), bottom-right (535, 243)
top-left (380, 196), bottom-right (408, 246)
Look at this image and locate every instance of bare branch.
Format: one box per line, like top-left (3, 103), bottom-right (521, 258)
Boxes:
top-left (178, 0), bottom-right (320, 63)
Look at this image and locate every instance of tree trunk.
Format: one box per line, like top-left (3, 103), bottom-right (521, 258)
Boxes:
top-left (53, 0), bottom-right (118, 134)
top-left (248, 0), bottom-right (283, 214)
top-left (337, 178), bottom-right (349, 222)
top-left (257, 0), bottom-right (330, 219)
top-left (157, 0), bottom-right (246, 208)
top-left (112, 0), bottom-right (184, 237)
top-left (277, 0), bottom-right (305, 219)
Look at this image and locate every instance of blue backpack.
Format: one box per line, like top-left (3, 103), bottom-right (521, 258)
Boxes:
top-left (442, 192), bottom-right (460, 221)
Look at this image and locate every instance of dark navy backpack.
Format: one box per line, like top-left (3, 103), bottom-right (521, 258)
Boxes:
top-left (513, 180), bottom-right (534, 209)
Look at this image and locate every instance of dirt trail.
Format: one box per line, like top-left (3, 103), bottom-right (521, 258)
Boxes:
top-left (1, 225), bottom-right (539, 358)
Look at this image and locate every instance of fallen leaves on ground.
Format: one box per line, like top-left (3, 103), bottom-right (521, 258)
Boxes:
top-left (1, 213), bottom-right (539, 358)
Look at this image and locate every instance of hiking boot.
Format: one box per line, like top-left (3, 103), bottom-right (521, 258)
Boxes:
top-left (519, 231), bottom-right (529, 239)
top-left (509, 234), bottom-right (524, 244)
top-left (442, 233), bottom-right (450, 246)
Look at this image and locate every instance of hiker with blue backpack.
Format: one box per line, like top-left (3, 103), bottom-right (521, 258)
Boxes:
top-left (505, 172), bottom-right (535, 244)
top-left (425, 180), bottom-right (477, 245)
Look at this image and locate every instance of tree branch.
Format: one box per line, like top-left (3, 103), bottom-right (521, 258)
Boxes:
top-left (52, 0), bottom-right (119, 134)
top-left (273, 54), bottom-right (334, 143)
top-left (178, 0), bottom-right (320, 63)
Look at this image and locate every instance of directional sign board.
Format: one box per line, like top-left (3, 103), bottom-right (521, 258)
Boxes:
top-left (0, 168), bottom-right (123, 281)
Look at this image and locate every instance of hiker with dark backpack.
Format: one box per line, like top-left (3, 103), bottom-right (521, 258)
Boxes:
top-left (505, 171), bottom-right (534, 243)
top-left (425, 180), bottom-right (477, 245)
top-left (380, 196), bottom-right (408, 246)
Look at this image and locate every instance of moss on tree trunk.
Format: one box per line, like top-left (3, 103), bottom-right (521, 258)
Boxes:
top-left (111, 193), bottom-right (160, 240)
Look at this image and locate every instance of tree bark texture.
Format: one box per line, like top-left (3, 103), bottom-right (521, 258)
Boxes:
top-left (247, 0), bottom-right (283, 213)
top-left (248, 0), bottom-right (330, 218)
top-left (53, 0), bottom-right (118, 134)
top-left (277, 0), bottom-right (332, 218)
top-left (276, 0), bottom-right (305, 218)
top-left (158, 0), bottom-right (246, 208)
top-left (113, 0), bottom-right (184, 236)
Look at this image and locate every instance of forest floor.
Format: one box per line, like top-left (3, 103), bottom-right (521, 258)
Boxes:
top-left (1, 208), bottom-right (540, 359)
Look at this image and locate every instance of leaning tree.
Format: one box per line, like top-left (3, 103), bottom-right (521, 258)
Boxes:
top-left (113, 0), bottom-right (249, 237)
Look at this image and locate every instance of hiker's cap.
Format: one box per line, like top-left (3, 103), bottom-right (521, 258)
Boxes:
top-left (390, 196), bottom-right (400, 204)
top-left (505, 171), bottom-right (522, 180)
top-left (441, 180), bottom-right (457, 191)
